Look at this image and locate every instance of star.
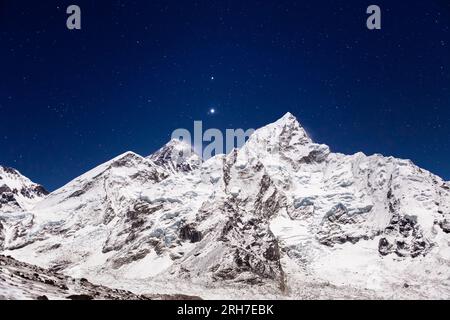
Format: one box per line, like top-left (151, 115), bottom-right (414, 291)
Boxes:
top-left (209, 108), bottom-right (216, 115)
top-left (210, 76), bottom-right (215, 80)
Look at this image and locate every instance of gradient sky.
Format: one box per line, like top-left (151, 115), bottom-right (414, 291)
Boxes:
top-left (1, 0), bottom-right (449, 191)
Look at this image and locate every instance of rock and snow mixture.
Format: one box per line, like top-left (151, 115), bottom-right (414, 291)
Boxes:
top-left (0, 166), bottom-right (48, 214)
top-left (0, 255), bottom-right (199, 300)
top-left (1, 113), bottom-right (449, 299)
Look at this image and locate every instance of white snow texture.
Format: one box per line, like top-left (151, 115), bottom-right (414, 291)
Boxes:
top-left (1, 113), bottom-right (449, 300)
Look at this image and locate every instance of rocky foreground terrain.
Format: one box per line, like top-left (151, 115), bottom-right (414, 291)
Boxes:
top-left (0, 255), bottom-right (200, 300)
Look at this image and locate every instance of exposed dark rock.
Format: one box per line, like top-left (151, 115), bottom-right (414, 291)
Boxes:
top-left (68, 181), bottom-right (96, 198)
top-left (20, 185), bottom-right (49, 198)
top-left (102, 206), bottom-right (116, 225)
top-left (32, 185), bottom-right (49, 196)
top-left (127, 203), bottom-right (164, 221)
top-left (254, 174), bottom-right (286, 219)
top-left (179, 224), bottom-right (202, 243)
top-left (263, 242), bottom-right (281, 262)
top-left (376, 189), bottom-right (435, 258)
top-left (0, 191), bottom-right (20, 207)
top-left (379, 213), bottom-right (433, 258)
top-left (0, 220), bottom-right (4, 250)
top-left (211, 198), bottom-right (286, 291)
top-left (317, 203), bottom-right (375, 247)
top-left (0, 184), bottom-right (12, 194)
top-left (289, 198), bottom-right (315, 219)
top-left (110, 249), bottom-right (151, 269)
top-left (67, 294), bottom-right (94, 300)
top-left (2, 167), bottom-right (19, 176)
top-left (129, 170), bottom-right (168, 183)
top-left (110, 153), bottom-right (142, 168)
top-left (36, 244), bottom-right (61, 254)
top-left (378, 238), bottom-right (392, 256)
top-left (299, 149), bottom-right (329, 164)
top-left (325, 203), bottom-right (348, 223)
top-left (221, 217), bottom-right (237, 238)
top-left (439, 219), bottom-right (450, 233)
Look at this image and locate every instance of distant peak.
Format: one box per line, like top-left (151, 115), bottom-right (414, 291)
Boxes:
top-left (111, 151), bottom-right (142, 161)
top-left (0, 165), bottom-right (48, 212)
top-left (149, 139), bottom-right (202, 173)
top-left (153, 138), bottom-right (200, 157)
top-left (280, 112), bottom-right (295, 120)
top-left (108, 151), bottom-right (145, 169)
top-left (166, 138), bottom-right (195, 150)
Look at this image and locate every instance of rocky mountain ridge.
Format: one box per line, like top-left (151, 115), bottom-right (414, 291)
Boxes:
top-left (1, 112), bottom-right (449, 299)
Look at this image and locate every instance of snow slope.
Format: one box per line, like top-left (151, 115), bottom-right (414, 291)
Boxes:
top-left (2, 113), bottom-right (449, 299)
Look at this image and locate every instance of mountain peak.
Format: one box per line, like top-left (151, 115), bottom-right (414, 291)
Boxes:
top-left (277, 111), bottom-right (296, 122)
top-left (274, 112), bottom-right (307, 134)
top-left (166, 138), bottom-right (196, 150)
top-left (149, 139), bottom-right (202, 173)
top-left (0, 165), bottom-right (48, 212)
top-left (111, 151), bottom-right (142, 161)
top-left (0, 166), bottom-right (19, 177)
top-left (245, 113), bottom-right (312, 154)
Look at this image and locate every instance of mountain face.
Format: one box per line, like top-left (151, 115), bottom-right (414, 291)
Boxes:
top-left (1, 113), bottom-right (449, 299)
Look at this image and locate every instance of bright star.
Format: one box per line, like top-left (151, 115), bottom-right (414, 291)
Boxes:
top-left (209, 108), bottom-right (216, 114)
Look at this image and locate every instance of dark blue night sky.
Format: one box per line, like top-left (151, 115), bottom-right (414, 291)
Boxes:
top-left (1, 1), bottom-right (449, 191)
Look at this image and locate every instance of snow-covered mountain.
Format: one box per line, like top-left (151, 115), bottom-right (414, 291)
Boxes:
top-left (1, 113), bottom-right (449, 299)
top-left (148, 138), bottom-right (202, 173)
top-left (0, 166), bottom-right (48, 253)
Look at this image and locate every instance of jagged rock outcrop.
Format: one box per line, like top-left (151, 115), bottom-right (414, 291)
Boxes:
top-left (378, 212), bottom-right (433, 258)
top-left (440, 219), bottom-right (450, 233)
